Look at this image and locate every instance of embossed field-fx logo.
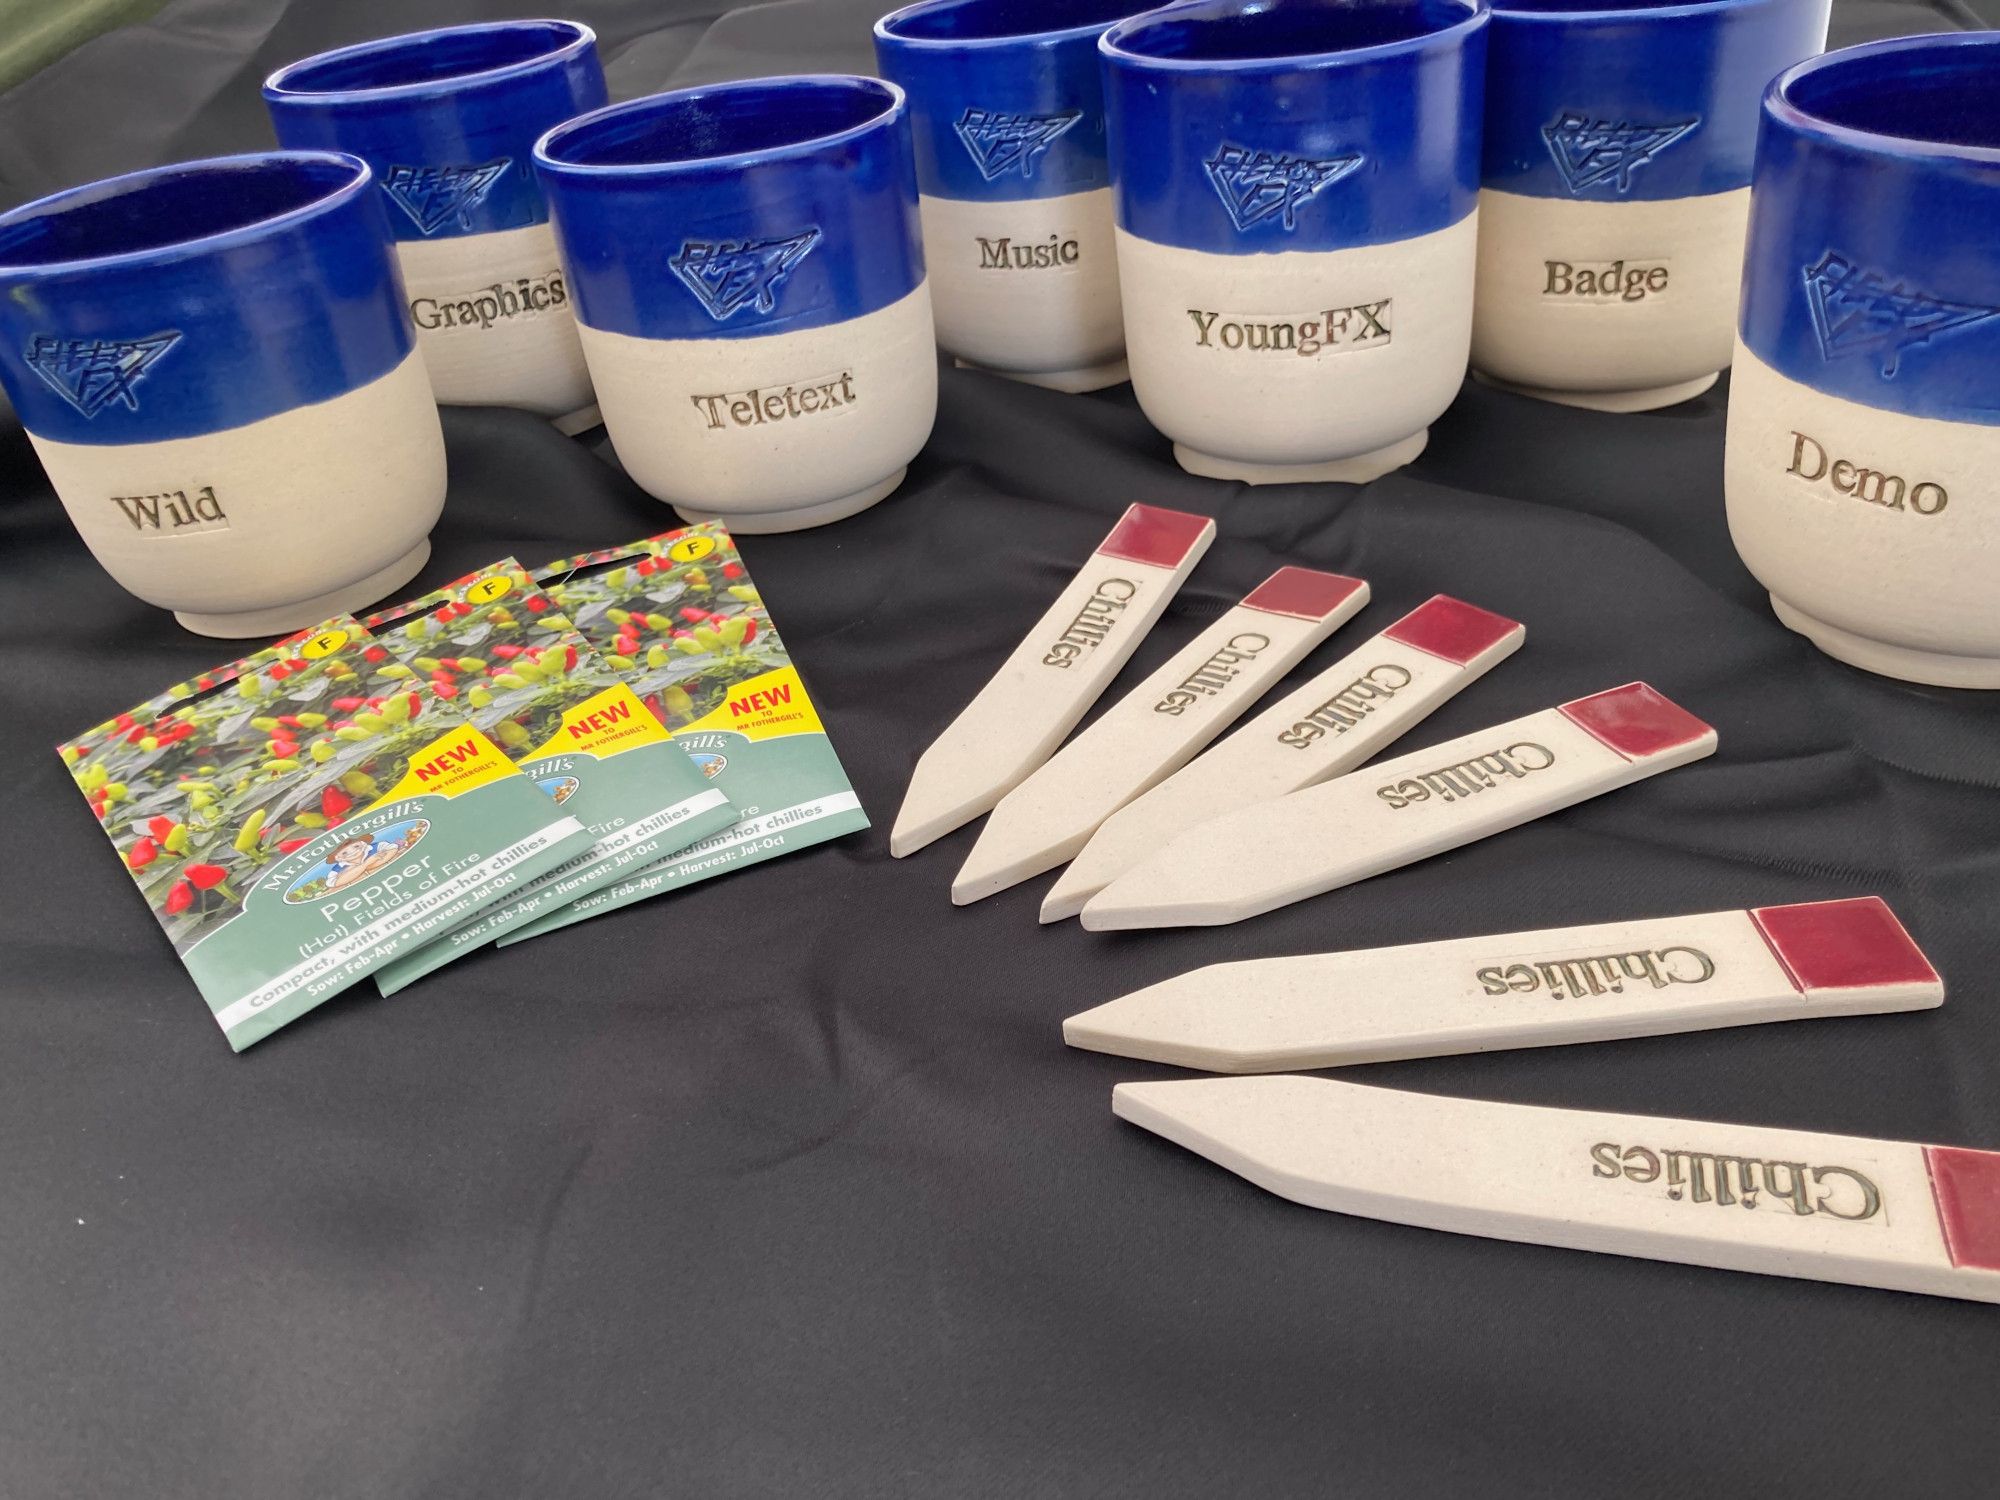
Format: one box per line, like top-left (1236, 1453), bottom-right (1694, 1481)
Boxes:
top-left (1540, 114), bottom-right (1696, 194)
top-left (670, 230), bottom-right (822, 321)
top-left (1802, 251), bottom-right (2000, 377)
top-left (380, 158), bottom-right (512, 236)
top-left (1203, 144), bottom-right (1361, 232)
top-left (25, 330), bottom-right (181, 418)
top-left (954, 108), bottom-right (1080, 182)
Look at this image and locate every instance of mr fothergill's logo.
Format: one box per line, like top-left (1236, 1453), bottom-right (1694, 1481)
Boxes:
top-left (1540, 113), bottom-right (1696, 194)
top-left (670, 229), bottom-right (822, 322)
top-left (25, 330), bottom-right (181, 418)
top-left (953, 107), bottom-right (1081, 182)
top-left (1802, 251), bottom-right (2000, 378)
top-left (379, 158), bottom-right (512, 236)
top-left (1203, 144), bottom-right (1362, 232)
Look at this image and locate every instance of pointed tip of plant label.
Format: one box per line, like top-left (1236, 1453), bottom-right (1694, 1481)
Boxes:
top-left (1038, 870), bottom-right (1097, 924)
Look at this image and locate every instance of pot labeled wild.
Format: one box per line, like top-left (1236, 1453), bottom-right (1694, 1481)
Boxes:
top-left (59, 620), bottom-right (595, 1050)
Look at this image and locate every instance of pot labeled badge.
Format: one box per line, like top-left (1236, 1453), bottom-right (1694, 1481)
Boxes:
top-left (535, 76), bottom-right (938, 533)
top-left (875, 0), bottom-right (1138, 391)
top-left (1728, 34), bottom-right (2000, 688)
top-left (0, 152), bottom-right (446, 638)
top-left (1101, 0), bottom-right (1487, 485)
top-left (1472, 0), bottom-right (1829, 410)
top-left (265, 21), bottom-right (609, 428)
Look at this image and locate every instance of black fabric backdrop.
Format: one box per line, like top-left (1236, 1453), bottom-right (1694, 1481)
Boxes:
top-left (5, 3), bottom-right (2000, 1495)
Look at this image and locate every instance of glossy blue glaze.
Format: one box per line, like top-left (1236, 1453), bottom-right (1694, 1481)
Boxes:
top-left (873, 0), bottom-right (1136, 203)
top-left (1483, 0), bottom-right (1829, 203)
top-left (1740, 33), bottom-right (2000, 425)
top-left (264, 21), bottom-right (605, 243)
top-left (0, 153), bottom-right (413, 445)
top-left (533, 76), bottom-right (924, 342)
top-left (1100, 0), bottom-right (1487, 255)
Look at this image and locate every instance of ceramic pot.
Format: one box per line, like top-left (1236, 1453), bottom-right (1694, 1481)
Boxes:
top-left (1727, 34), bottom-right (2000, 688)
top-left (1100, 0), bottom-right (1488, 486)
top-left (873, 0), bottom-right (1138, 392)
top-left (264, 21), bottom-right (607, 429)
top-left (1471, 0), bottom-right (1830, 412)
top-left (534, 77), bottom-right (938, 533)
top-left (0, 152), bottom-right (445, 638)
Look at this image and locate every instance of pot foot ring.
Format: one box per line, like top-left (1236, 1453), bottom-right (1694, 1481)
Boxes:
top-left (672, 469), bottom-right (907, 535)
top-left (952, 357), bottom-right (1130, 393)
top-left (1172, 429), bottom-right (1428, 487)
top-left (1471, 369), bottom-right (1719, 413)
top-left (1769, 595), bottom-right (2000, 690)
top-left (173, 539), bottom-right (432, 640)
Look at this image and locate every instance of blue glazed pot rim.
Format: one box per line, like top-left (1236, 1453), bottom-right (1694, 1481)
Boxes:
top-left (1101, 0), bottom-right (1487, 72)
top-left (1487, 0), bottom-right (1770, 21)
top-left (0, 151), bottom-right (372, 277)
top-left (264, 19), bottom-right (595, 102)
top-left (875, 0), bottom-right (1138, 49)
top-left (1768, 32), bottom-right (2000, 165)
top-left (534, 75), bottom-right (904, 177)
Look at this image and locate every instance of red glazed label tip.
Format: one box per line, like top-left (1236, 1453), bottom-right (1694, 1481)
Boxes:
top-left (1381, 595), bottom-right (1524, 666)
top-left (1749, 896), bottom-right (1942, 995)
top-left (1241, 567), bottom-right (1366, 622)
top-left (1098, 505), bottom-right (1214, 569)
top-left (1557, 682), bottom-right (1714, 761)
top-left (1925, 1146), bottom-right (2000, 1273)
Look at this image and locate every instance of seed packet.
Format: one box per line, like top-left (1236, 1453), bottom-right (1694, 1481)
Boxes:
top-left (498, 524), bottom-right (867, 944)
top-left (360, 560), bottom-right (740, 993)
top-left (58, 619), bottom-right (596, 1051)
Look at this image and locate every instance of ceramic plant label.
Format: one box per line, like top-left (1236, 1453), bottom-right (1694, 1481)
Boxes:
top-left (1080, 681), bottom-right (1717, 930)
top-left (1113, 1074), bottom-right (2000, 1303)
top-left (892, 503), bottom-right (1216, 857)
top-left (1047, 594), bottom-right (1523, 917)
top-left (58, 621), bottom-right (594, 1050)
top-left (360, 561), bottom-right (738, 992)
top-left (1065, 896), bottom-right (1942, 1070)
top-left (500, 524), bottom-right (866, 942)
top-left (952, 565), bottom-right (1371, 909)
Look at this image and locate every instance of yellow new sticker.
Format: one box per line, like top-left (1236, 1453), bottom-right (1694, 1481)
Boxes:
top-left (369, 726), bottom-right (519, 807)
top-left (684, 665), bottom-right (824, 741)
top-left (524, 683), bottom-right (674, 764)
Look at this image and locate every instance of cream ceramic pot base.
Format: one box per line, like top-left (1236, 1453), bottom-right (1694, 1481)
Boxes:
top-left (954, 356), bottom-right (1130, 393)
top-left (1471, 187), bottom-right (1747, 404)
top-left (1116, 215), bottom-right (1475, 479)
top-left (177, 540), bottom-right (430, 638)
top-left (1726, 340), bottom-right (2000, 688)
top-left (1472, 369), bottom-right (1719, 414)
top-left (1173, 429), bottom-right (1429, 487)
top-left (29, 351), bottom-right (446, 637)
top-left (673, 469), bottom-right (907, 535)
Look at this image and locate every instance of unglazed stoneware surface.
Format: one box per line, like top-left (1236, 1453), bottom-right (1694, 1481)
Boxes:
top-left (1067, 896), bottom-right (1942, 1069)
top-left (1081, 682), bottom-right (1716, 930)
top-left (1473, 0), bottom-right (1830, 409)
top-left (264, 20), bottom-right (608, 422)
top-left (577, 284), bottom-right (939, 533)
top-left (1115, 216), bottom-right (1477, 481)
top-left (536, 76), bottom-right (937, 532)
top-left (32, 353), bottom-right (444, 637)
top-left (0, 152), bottom-right (446, 637)
top-left (1049, 594), bottom-right (1522, 914)
top-left (1100, 0), bottom-right (1488, 485)
top-left (892, 504), bottom-right (1214, 857)
top-left (1471, 188), bottom-right (1748, 407)
top-left (875, 0), bottom-right (1132, 390)
top-left (950, 567), bottom-right (1369, 906)
top-left (1113, 1074), bottom-right (2000, 1302)
top-left (1729, 34), bottom-right (2000, 687)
